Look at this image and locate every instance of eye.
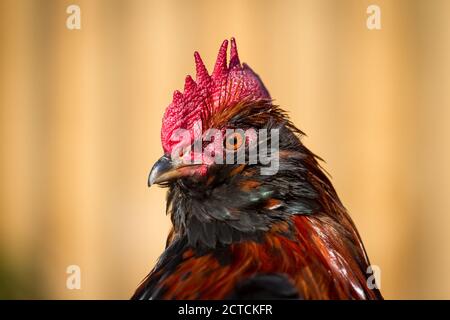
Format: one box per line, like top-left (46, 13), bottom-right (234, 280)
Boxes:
top-left (225, 132), bottom-right (244, 151)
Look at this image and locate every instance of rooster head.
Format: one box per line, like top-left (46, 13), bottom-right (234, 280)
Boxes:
top-left (147, 38), bottom-right (322, 249)
top-left (149, 38), bottom-right (277, 186)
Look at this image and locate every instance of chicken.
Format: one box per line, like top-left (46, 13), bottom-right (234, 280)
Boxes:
top-left (132, 38), bottom-right (383, 300)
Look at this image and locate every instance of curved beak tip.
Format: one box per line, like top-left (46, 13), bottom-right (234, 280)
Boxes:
top-left (148, 155), bottom-right (173, 187)
top-left (147, 168), bottom-right (159, 187)
top-left (147, 175), bottom-right (153, 187)
top-left (148, 155), bottom-right (202, 187)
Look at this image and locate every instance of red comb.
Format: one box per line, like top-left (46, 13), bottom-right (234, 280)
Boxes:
top-left (161, 38), bottom-right (270, 153)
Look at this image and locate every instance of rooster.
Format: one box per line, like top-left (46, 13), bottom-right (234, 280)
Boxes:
top-left (132, 38), bottom-right (383, 300)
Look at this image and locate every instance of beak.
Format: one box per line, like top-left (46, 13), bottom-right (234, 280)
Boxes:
top-left (148, 155), bottom-right (200, 186)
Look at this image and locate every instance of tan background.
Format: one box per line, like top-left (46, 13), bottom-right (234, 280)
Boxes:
top-left (1, 0), bottom-right (449, 299)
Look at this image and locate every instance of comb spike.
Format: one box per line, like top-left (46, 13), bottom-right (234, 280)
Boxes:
top-left (229, 37), bottom-right (241, 69)
top-left (173, 90), bottom-right (183, 103)
top-left (184, 75), bottom-right (196, 94)
top-left (194, 52), bottom-right (209, 84)
top-left (212, 39), bottom-right (229, 78)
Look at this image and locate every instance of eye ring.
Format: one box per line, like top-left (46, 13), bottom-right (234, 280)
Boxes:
top-left (225, 132), bottom-right (244, 151)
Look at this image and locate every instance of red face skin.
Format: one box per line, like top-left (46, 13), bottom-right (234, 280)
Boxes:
top-left (166, 125), bottom-right (226, 177)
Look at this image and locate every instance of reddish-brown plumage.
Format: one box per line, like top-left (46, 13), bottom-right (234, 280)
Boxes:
top-left (145, 214), bottom-right (379, 300)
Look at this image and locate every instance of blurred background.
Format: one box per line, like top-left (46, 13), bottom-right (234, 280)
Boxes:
top-left (0, 0), bottom-right (449, 299)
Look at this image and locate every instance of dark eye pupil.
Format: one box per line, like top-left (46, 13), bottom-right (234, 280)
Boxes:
top-left (225, 133), bottom-right (242, 151)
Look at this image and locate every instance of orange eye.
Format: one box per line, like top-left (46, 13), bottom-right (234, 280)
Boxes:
top-left (225, 132), bottom-right (244, 151)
